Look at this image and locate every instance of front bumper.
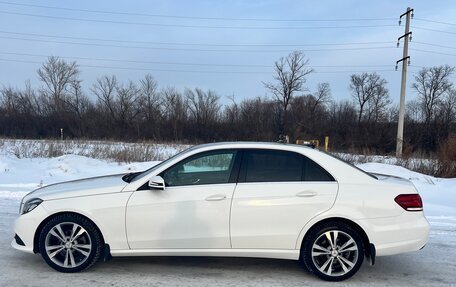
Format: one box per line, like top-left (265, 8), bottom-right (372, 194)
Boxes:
top-left (11, 238), bottom-right (34, 253)
top-left (11, 204), bottom-right (49, 254)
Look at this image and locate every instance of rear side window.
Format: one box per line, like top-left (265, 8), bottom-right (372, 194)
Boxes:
top-left (241, 149), bottom-right (335, 183)
top-left (243, 150), bottom-right (303, 182)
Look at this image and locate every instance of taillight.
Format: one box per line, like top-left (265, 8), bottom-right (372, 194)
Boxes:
top-left (394, 194), bottom-right (423, 211)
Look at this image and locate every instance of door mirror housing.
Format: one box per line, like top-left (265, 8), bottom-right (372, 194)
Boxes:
top-left (148, 175), bottom-right (165, 190)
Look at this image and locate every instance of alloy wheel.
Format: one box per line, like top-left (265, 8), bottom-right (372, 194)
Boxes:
top-left (44, 222), bottom-right (92, 268)
top-left (311, 230), bottom-right (359, 277)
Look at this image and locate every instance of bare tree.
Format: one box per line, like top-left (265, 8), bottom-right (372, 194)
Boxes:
top-left (367, 84), bottom-right (390, 123)
top-left (185, 88), bottom-right (221, 139)
top-left (312, 82), bottom-right (332, 114)
top-left (66, 80), bottom-right (91, 136)
top-left (0, 86), bottom-right (18, 116)
top-left (349, 72), bottom-right (388, 123)
top-left (116, 81), bottom-right (141, 129)
top-left (4, 55), bottom-right (456, 156)
top-left (138, 74), bottom-right (160, 122)
top-left (406, 100), bottom-right (422, 123)
top-left (263, 51), bottom-right (313, 135)
top-left (92, 75), bottom-right (118, 122)
top-left (439, 88), bottom-right (456, 126)
top-left (238, 97), bottom-right (276, 140)
top-left (37, 56), bottom-right (79, 113)
top-left (19, 80), bottom-right (41, 116)
top-left (412, 65), bottom-right (455, 125)
top-left (186, 88), bottom-right (221, 126)
top-left (66, 80), bottom-right (90, 119)
top-left (161, 87), bottom-right (187, 140)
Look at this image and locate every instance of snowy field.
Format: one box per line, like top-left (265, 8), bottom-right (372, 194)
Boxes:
top-left (0, 145), bottom-right (455, 286)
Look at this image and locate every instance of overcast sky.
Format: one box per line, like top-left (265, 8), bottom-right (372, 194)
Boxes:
top-left (0, 0), bottom-right (455, 104)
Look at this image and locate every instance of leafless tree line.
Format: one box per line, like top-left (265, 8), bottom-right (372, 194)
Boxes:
top-left (0, 55), bottom-right (455, 154)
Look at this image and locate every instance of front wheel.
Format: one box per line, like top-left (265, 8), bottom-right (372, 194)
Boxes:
top-left (38, 214), bottom-right (102, 272)
top-left (301, 222), bottom-right (364, 281)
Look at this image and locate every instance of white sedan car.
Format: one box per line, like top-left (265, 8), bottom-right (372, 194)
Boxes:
top-left (12, 142), bottom-right (429, 281)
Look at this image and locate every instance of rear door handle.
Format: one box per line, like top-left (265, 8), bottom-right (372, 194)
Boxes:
top-left (205, 194), bottom-right (227, 201)
top-left (296, 191), bottom-right (317, 197)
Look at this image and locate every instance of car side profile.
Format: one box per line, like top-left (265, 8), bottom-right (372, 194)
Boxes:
top-left (12, 142), bottom-right (429, 281)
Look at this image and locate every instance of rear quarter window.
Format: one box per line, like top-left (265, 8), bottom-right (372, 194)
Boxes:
top-left (303, 157), bottom-right (335, 181)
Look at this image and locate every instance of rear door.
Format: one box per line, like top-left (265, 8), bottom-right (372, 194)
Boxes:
top-left (230, 149), bottom-right (338, 250)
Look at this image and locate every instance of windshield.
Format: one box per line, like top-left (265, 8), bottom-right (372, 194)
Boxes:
top-left (129, 145), bottom-right (196, 182)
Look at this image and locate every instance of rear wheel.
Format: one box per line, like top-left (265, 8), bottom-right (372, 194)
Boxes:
top-left (301, 222), bottom-right (364, 281)
top-left (38, 214), bottom-right (102, 272)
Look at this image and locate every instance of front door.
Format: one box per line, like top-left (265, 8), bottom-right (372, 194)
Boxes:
top-left (126, 149), bottom-right (240, 249)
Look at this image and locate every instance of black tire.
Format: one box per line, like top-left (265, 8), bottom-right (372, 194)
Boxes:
top-left (301, 221), bottom-right (364, 281)
top-left (38, 213), bottom-right (103, 273)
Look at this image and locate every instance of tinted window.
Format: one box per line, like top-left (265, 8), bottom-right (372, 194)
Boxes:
top-left (244, 150), bottom-right (303, 182)
top-left (162, 150), bottom-right (237, 186)
top-left (304, 158), bottom-right (334, 181)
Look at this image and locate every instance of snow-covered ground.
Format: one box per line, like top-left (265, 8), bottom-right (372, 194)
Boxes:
top-left (0, 154), bottom-right (158, 200)
top-left (0, 138), bottom-right (187, 162)
top-left (0, 151), bottom-right (455, 286)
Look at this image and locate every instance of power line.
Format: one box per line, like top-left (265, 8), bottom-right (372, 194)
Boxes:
top-left (0, 1), bottom-right (396, 22)
top-left (410, 48), bottom-right (456, 57)
top-left (413, 41), bottom-right (456, 50)
top-left (0, 51), bottom-right (394, 69)
top-left (414, 18), bottom-right (456, 26)
top-left (410, 64), bottom-right (427, 69)
top-left (0, 58), bottom-right (396, 74)
top-left (0, 30), bottom-right (393, 47)
top-left (0, 58), bottom-right (268, 74)
top-left (0, 10), bottom-right (397, 30)
top-left (0, 35), bottom-right (396, 53)
top-left (314, 69), bottom-right (396, 74)
top-left (0, 51), bottom-right (272, 68)
top-left (412, 26), bottom-right (456, 35)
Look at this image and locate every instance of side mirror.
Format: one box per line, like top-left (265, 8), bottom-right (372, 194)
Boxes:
top-left (148, 175), bottom-right (165, 190)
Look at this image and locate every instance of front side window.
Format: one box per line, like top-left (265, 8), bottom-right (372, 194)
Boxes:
top-left (162, 150), bottom-right (237, 186)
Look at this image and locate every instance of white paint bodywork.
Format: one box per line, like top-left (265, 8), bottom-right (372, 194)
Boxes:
top-left (126, 183), bottom-right (235, 249)
top-left (230, 182), bottom-right (338, 249)
top-left (12, 142), bottom-right (430, 261)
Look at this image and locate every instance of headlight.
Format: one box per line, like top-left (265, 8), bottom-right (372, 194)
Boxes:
top-left (21, 198), bottom-right (43, 215)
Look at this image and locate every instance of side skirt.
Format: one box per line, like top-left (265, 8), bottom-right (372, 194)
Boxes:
top-left (110, 248), bottom-right (299, 260)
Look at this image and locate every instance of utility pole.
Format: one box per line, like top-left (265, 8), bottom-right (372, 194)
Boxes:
top-left (395, 7), bottom-right (414, 157)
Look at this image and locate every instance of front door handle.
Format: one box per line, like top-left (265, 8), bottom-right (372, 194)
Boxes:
top-left (296, 191), bottom-right (317, 197)
top-left (205, 194), bottom-right (227, 201)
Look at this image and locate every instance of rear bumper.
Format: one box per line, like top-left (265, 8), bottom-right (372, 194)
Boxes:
top-left (359, 211), bottom-right (430, 256)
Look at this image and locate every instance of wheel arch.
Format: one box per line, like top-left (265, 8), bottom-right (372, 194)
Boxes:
top-left (298, 217), bottom-right (372, 259)
top-left (33, 211), bottom-right (106, 254)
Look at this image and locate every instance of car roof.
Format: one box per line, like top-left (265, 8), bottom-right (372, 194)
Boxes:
top-left (186, 141), bottom-right (375, 184)
top-left (191, 141), bottom-right (313, 151)
top-left (128, 141), bottom-right (376, 186)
